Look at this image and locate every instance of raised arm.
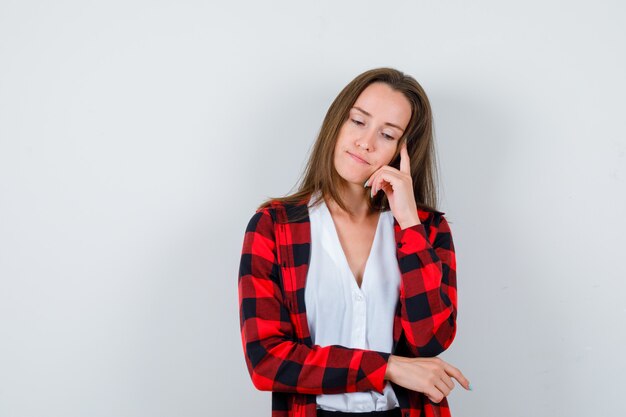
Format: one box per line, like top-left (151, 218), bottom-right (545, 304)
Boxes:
top-left (238, 208), bottom-right (391, 394)
top-left (393, 213), bottom-right (457, 357)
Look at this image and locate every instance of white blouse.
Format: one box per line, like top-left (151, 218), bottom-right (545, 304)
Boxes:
top-left (305, 193), bottom-right (401, 412)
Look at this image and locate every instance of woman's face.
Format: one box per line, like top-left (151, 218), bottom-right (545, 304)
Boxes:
top-left (333, 82), bottom-right (412, 189)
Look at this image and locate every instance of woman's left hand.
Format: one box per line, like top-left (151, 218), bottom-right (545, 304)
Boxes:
top-left (365, 142), bottom-right (420, 229)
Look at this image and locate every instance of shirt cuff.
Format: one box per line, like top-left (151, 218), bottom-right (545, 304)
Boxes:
top-left (356, 350), bottom-right (391, 394)
top-left (394, 222), bottom-right (430, 255)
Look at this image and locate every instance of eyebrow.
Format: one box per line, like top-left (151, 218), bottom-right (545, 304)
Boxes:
top-left (352, 106), bottom-right (405, 132)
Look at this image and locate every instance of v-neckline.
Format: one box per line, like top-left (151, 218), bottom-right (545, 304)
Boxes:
top-left (320, 199), bottom-right (382, 291)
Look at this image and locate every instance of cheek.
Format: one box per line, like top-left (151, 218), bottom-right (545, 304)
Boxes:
top-left (336, 124), bottom-right (352, 145)
top-left (382, 143), bottom-right (400, 165)
top-left (391, 149), bottom-right (401, 163)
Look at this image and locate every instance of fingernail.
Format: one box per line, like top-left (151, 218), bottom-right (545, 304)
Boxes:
top-left (364, 179), bottom-right (369, 187)
top-left (468, 383), bottom-right (473, 391)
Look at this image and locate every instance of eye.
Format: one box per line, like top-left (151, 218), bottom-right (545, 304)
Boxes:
top-left (351, 118), bottom-right (364, 126)
top-left (382, 132), bottom-right (395, 140)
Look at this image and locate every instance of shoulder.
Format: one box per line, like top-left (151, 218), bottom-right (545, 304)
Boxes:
top-left (246, 197), bottom-right (308, 231)
top-left (250, 198), bottom-right (294, 221)
top-left (244, 205), bottom-right (277, 238)
top-left (260, 198), bottom-right (310, 224)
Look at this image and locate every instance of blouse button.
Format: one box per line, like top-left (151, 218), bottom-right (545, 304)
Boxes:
top-left (397, 242), bottom-right (403, 248)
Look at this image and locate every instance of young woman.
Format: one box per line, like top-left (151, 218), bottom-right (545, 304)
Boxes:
top-left (238, 68), bottom-right (470, 417)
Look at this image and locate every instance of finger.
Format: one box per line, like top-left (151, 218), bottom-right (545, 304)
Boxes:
top-left (367, 172), bottom-right (378, 196)
top-left (364, 166), bottom-right (386, 188)
top-left (369, 171), bottom-right (385, 196)
top-left (444, 363), bottom-right (471, 390)
top-left (373, 177), bottom-right (392, 198)
top-left (441, 372), bottom-right (456, 391)
top-left (399, 142), bottom-right (410, 174)
top-left (372, 170), bottom-right (400, 195)
top-left (434, 378), bottom-right (452, 397)
top-left (425, 385), bottom-right (445, 404)
top-left (373, 180), bottom-right (392, 198)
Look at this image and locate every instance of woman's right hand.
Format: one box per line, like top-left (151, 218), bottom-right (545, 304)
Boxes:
top-left (384, 354), bottom-right (471, 403)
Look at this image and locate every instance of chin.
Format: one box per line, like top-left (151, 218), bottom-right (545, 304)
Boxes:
top-left (334, 158), bottom-right (371, 184)
top-left (337, 171), bottom-right (367, 186)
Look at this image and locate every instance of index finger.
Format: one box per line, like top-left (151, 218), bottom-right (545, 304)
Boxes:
top-left (443, 363), bottom-right (471, 391)
top-left (399, 142), bottom-right (410, 174)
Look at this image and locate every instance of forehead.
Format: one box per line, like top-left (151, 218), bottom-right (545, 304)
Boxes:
top-left (352, 82), bottom-right (412, 129)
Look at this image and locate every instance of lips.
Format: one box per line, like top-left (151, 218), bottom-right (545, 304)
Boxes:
top-left (347, 151), bottom-right (369, 165)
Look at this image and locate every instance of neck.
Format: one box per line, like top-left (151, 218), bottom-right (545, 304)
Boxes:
top-left (325, 182), bottom-right (375, 222)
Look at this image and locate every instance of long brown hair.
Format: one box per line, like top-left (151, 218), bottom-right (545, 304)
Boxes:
top-left (258, 67), bottom-right (441, 220)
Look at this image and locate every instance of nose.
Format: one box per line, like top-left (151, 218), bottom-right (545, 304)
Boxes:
top-left (356, 129), bottom-right (376, 151)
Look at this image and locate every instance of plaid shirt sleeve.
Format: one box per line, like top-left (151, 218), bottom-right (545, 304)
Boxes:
top-left (394, 213), bottom-right (458, 357)
top-left (238, 208), bottom-right (391, 395)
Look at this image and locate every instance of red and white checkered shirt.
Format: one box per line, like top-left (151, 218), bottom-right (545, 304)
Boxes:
top-left (238, 196), bottom-right (458, 417)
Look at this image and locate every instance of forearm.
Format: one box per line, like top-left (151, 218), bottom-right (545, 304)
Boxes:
top-left (243, 335), bottom-right (391, 394)
top-left (394, 216), bottom-right (458, 356)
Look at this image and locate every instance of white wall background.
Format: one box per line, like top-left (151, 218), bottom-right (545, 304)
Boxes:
top-left (1, 1), bottom-right (624, 416)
